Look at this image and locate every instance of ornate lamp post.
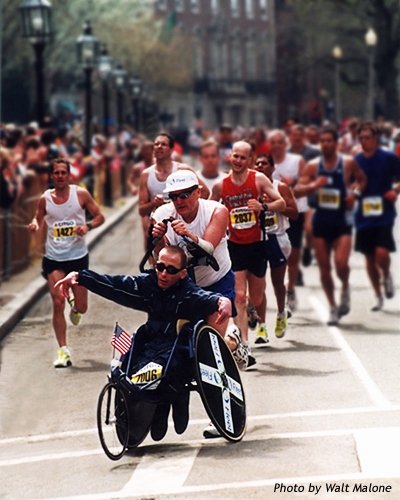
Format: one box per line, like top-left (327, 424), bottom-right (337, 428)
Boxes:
top-left (365, 27), bottom-right (378, 120)
top-left (19, 0), bottom-right (53, 126)
top-left (130, 76), bottom-right (143, 132)
top-left (98, 44), bottom-right (113, 136)
top-left (332, 45), bottom-right (343, 124)
top-left (114, 64), bottom-right (127, 129)
top-left (76, 20), bottom-right (99, 155)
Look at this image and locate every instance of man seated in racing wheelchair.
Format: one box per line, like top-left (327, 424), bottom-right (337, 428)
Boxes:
top-left (55, 245), bottom-right (232, 441)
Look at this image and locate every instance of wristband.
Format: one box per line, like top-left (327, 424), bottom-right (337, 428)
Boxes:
top-left (87, 222), bottom-right (94, 231)
top-left (197, 237), bottom-right (214, 255)
top-left (262, 202), bottom-right (269, 211)
top-left (352, 189), bottom-right (361, 199)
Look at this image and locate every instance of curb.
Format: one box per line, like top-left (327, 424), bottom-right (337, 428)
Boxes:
top-left (0, 197), bottom-right (137, 341)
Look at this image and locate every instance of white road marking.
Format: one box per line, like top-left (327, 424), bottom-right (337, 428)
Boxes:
top-left (0, 448), bottom-right (104, 466)
top-left (3, 425), bottom-right (400, 467)
top-left (309, 295), bottom-right (392, 409)
top-left (355, 427), bottom-right (400, 475)
top-left (2, 405), bottom-right (400, 446)
top-left (119, 446), bottom-right (199, 497)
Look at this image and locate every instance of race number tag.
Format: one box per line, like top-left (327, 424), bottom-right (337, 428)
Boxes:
top-left (362, 196), bottom-right (383, 217)
top-left (230, 207), bottom-right (257, 229)
top-left (264, 211), bottom-right (279, 233)
top-left (318, 189), bottom-right (340, 209)
top-left (52, 220), bottom-right (77, 241)
top-left (131, 362), bottom-right (163, 390)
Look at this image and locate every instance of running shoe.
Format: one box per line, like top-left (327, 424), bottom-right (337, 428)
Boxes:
top-left (338, 288), bottom-right (351, 317)
top-left (371, 296), bottom-right (384, 312)
top-left (327, 307), bottom-right (339, 326)
top-left (384, 273), bottom-right (395, 299)
top-left (68, 296), bottom-right (81, 326)
top-left (246, 303), bottom-right (259, 329)
top-left (53, 346), bottom-right (72, 368)
top-left (287, 289), bottom-right (297, 313)
top-left (275, 314), bottom-right (288, 338)
top-left (203, 422), bottom-right (221, 439)
top-left (247, 352), bottom-right (257, 368)
top-left (255, 323), bottom-right (268, 344)
top-left (226, 325), bottom-right (248, 371)
top-left (302, 247), bottom-right (312, 267)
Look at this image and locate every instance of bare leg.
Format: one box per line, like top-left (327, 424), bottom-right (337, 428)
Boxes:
top-left (333, 235), bottom-right (352, 290)
top-left (48, 270), bottom-right (67, 347)
top-left (72, 284), bottom-right (88, 314)
top-left (232, 270), bottom-right (249, 342)
top-left (365, 254), bottom-right (383, 298)
top-left (287, 247), bottom-right (301, 292)
top-left (313, 237), bottom-right (336, 308)
top-left (270, 263), bottom-right (287, 314)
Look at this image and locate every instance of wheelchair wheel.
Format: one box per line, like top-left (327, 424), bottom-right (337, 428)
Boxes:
top-left (97, 382), bottom-right (129, 460)
top-left (194, 324), bottom-right (246, 442)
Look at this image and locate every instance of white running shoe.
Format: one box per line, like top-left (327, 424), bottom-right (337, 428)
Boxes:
top-left (338, 288), bottom-right (351, 317)
top-left (225, 325), bottom-right (249, 371)
top-left (54, 346), bottom-right (72, 368)
top-left (327, 307), bottom-right (339, 326)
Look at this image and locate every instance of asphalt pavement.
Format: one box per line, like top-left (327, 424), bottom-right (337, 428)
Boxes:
top-left (0, 196), bottom-right (138, 341)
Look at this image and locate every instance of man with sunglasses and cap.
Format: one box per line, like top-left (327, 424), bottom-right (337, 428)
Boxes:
top-left (55, 245), bottom-right (231, 441)
top-left (150, 171), bottom-right (246, 361)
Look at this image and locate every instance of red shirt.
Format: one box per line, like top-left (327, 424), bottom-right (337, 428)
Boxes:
top-left (221, 170), bottom-right (261, 244)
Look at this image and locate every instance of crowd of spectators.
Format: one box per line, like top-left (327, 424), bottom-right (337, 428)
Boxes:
top-left (1, 114), bottom-right (400, 281)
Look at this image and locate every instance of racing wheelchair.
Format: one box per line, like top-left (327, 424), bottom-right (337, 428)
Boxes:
top-left (96, 220), bottom-right (246, 460)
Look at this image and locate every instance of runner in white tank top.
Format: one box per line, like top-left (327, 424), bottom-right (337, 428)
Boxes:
top-left (28, 158), bottom-right (105, 368)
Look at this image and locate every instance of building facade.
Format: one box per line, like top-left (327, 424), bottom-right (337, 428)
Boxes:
top-left (153, 0), bottom-right (277, 130)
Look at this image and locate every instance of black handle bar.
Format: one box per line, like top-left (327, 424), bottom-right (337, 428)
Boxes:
top-left (139, 217), bottom-right (219, 274)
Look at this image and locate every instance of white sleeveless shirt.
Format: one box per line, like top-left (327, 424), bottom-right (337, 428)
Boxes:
top-left (44, 185), bottom-right (87, 261)
top-left (153, 198), bottom-right (231, 287)
top-left (263, 179), bottom-right (290, 235)
top-left (273, 152), bottom-right (308, 213)
top-left (147, 161), bottom-right (180, 200)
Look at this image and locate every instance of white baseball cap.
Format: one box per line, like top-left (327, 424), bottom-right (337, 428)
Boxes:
top-left (163, 170), bottom-right (199, 193)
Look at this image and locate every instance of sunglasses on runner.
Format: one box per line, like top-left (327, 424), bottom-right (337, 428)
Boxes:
top-left (168, 186), bottom-right (198, 201)
top-left (155, 262), bottom-right (184, 275)
top-left (255, 160), bottom-right (269, 167)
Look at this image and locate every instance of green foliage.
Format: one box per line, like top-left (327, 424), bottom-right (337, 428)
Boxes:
top-left (2, 0), bottom-right (192, 122)
top-left (280, 0), bottom-right (400, 119)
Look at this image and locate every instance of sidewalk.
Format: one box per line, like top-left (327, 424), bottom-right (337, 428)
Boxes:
top-left (0, 196), bottom-right (138, 341)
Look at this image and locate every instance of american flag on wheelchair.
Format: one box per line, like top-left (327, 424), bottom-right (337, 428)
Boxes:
top-left (111, 323), bottom-right (132, 354)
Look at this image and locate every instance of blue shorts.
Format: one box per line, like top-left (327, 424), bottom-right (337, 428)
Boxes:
top-left (265, 233), bottom-right (291, 269)
top-left (203, 269), bottom-right (237, 317)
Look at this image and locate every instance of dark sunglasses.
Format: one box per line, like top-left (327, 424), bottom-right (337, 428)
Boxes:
top-left (255, 160), bottom-right (270, 167)
top-left (168, 186), bottom-right (197, 201)
top-left (155, 262), bottom-right (184, 275)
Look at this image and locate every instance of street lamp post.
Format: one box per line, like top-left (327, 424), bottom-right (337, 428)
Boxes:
top-left (98, 45), bottom-right (113, 207)
top-left (19, 0), bottom-right (53, 126)
top-left (130, 76), bottom-right (143, 132)
top-left (332, 45), bottom-right (343, 125)
top-left (98, 45), bottom-right (113, 136)
top-left (114, 64), bottom-right (127, 195)
top-left (365, 27), bottom-right (378, 120)
top-left (76, 20), bottom-right (99, 155)
top-left (114, 64), bottom-right (127, 129)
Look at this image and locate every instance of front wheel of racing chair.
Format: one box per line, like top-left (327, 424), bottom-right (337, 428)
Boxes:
top-left (194, 322), bottom-right (246, 441)
top-left (97, 381), bottom-right (130, 460)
